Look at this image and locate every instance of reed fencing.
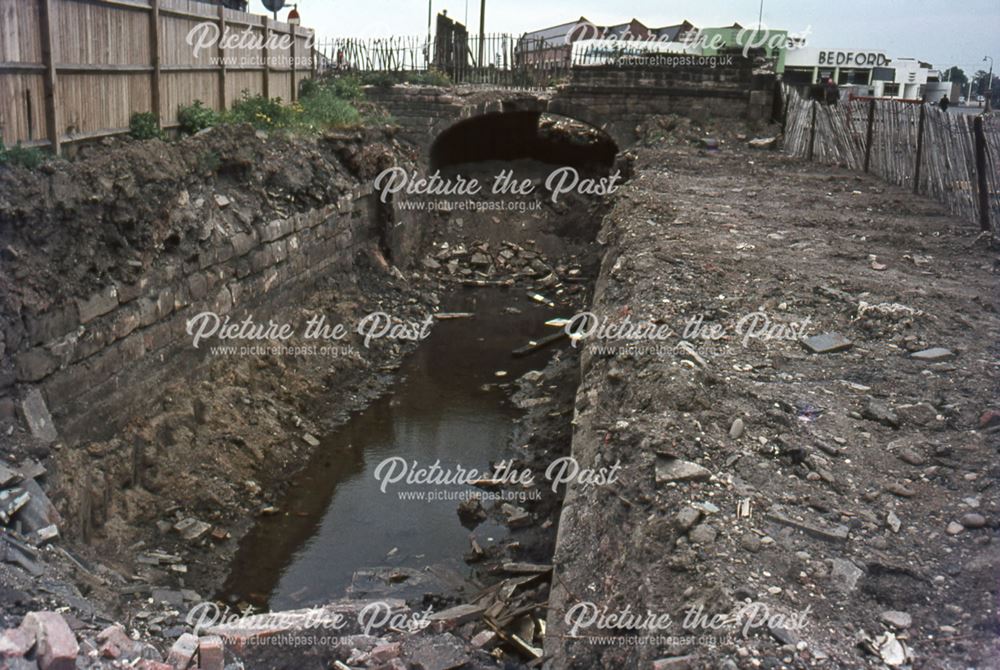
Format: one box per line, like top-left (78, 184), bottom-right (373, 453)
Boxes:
top-left (0, 0), bottom-right (315, 153)
top-left (783, 86), bottom-right (999, 234)
top-left (314, 33), bottom-right (688, 89)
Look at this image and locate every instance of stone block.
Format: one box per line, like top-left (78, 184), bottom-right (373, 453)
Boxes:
top-left (25, 305), bottom-right (80, 347)
top-left (15, 349), bottom-right (58, 382)
top-left (230, 232), bottom-right (256, 257)
top-left (110, 305), bottom-right (142, 341)
top-left (187, 273), bottom-right (209, 301)
top-left (76, 287), bottom-right (118, 324)
top-left (19, 389), bottom-right (57, 443)
top-left (116, 277), bottom-right (148, 304)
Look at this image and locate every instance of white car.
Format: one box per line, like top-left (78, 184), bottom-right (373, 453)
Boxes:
top-left (959, 96), bottom-right (967, 104)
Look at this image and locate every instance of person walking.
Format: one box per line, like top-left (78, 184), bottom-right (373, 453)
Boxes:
top-left (939, 95), bottom-right (950, 112)
top-left (824, 78), bottom-right (841, 106)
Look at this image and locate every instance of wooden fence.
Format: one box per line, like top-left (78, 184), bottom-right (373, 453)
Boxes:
top-left (0, 0), bottom-right (315, 153)
top-left (783, 86), bottom-right (1000, 234)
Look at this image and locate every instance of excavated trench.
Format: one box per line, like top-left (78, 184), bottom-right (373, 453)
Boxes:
top-left (219, 290), bottom-right (563, 609)
top-left (213, 113), bottom-right (622, 611)
top-left (0, 113), bottom-right (624, 667)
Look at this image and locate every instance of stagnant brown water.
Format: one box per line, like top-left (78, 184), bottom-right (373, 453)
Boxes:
top-left (219, 288), bottom-right (563, 610)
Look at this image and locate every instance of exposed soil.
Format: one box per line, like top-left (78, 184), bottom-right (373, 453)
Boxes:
top-left (545, 115), bottom-right (1000, 669)
top-left (0, 108), bottom-right (997, 670)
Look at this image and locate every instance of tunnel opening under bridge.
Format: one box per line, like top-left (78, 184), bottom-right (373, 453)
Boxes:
top-left (429, 111), bottom-right (619, 174)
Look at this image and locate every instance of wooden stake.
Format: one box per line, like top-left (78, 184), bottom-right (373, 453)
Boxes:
top-left (39, 0), bottom-right (60, 154)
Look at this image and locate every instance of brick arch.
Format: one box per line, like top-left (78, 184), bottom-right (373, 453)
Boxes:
top-left (428, 101), bottom-right (621, 172)
top-left (362, 62), bottom-right (773, 164)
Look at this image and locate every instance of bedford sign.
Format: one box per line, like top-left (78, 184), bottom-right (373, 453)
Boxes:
top-left (817, 50), bottom-right (889, 67)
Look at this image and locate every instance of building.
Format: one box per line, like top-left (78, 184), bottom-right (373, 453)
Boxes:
top-left (693, 24), bottom-right (800, 73)
top-left (783, 48), bottom-right (937, 99)
top-left (516, 17), bottom-right (588, 67)
top-left (516, 18), bottom-right (694, 68)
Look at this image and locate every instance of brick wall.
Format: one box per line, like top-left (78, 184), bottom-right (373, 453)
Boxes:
top-left (366, 62), bottom-right (776, 158)
top-left (7, 188), bottom-right (381, 440)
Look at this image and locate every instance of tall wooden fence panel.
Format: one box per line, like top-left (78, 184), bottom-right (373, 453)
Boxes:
top-left (783, 86), bottom-right (999, 235)
top-left (0, 0), bottom-right (315, 152)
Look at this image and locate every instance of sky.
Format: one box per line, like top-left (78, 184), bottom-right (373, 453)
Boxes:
top-left (268, 0), bottom-right (998, 75)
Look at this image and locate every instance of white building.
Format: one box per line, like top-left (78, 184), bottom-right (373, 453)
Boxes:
top-left (783, 47), bottom-right (935, 100)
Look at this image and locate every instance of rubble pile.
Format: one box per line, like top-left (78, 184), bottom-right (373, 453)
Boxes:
top-left (0, 459), bottom-right (61, 577)
top-left (422, 239), bottom-right (585, 305)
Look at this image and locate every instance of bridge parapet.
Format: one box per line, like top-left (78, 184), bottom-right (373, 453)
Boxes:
top-left (366, 60), bottom-right (775, 161)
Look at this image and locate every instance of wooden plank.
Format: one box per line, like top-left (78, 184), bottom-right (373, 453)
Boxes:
top-left (55, 63), bottom-right (153, 72)
top-left (261, 15), bottom-right (270, 98)
top-left (71, 0), bottom-right (151, 12)
top-left (512, 331), bottom-right (568, 357)
top-left (973, 116), bottom-right (991, 232)
top-left (150, 0), bottom-right (161, 123)
top-left (290, 24), bottom-right (297, 101)
top-left (39, 0), bottom-right (60, 154)
top-left (216, 3), bottom-right (226, 110)
top-left (0, 63), bottom-right (47, 73)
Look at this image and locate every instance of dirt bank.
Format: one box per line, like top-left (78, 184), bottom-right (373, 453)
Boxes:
top-left (545, 117), bottom-right (1000, 669)
top-left (0, 119), bottom-right (615, 669)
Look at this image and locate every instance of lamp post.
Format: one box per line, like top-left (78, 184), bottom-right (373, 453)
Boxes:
top-left (985, 56), bottom-right (994, 112)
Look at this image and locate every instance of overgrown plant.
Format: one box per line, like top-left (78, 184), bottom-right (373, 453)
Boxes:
top-left (294, 84), bottom-right (361, 130)
top-left (0, 140), bottom-right (46, 169)
top-left (129, 112), bottom-right (165, 140)
top-left (224, 91), bottom-right (293, 130)
top-left (359, 70), bottom-right (452, 87)
top-left (177, 100), bottom-right (220, 135)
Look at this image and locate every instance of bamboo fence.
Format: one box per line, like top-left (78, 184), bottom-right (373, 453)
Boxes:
top-left (783, 86), bottom-right (999, 234)
top-left (313, 33), bottom-right (658, 89)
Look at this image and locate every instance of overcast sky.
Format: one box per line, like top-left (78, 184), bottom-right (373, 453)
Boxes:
top-left (272, 0), bottom-right (997, 74)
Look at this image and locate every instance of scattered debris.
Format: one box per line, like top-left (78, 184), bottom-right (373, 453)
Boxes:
top-left (801, 333), bottom-right (853, 354)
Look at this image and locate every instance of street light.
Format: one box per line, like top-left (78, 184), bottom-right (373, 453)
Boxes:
top-left (985, 56), bottom-right (994, 112)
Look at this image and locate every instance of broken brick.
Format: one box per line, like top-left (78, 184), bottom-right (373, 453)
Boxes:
top-left (0, 626), bottom-right (35, 657)
top-left (20, 612), bottom-right (79, 670)
top-left (198, 635), bottom-right (224, 670)
top-left (166, 633), bottom-right (198, 669)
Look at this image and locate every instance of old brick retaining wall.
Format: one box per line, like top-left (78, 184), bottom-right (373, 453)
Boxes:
top-left (6, 187), bottom-right (382, 442)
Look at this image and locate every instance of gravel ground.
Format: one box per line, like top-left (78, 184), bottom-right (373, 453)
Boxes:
top-left (544, 121), bottom-right (1000, 669)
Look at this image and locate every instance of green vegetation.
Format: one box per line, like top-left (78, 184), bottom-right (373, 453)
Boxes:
top-left (114, 74), bottom-right (398, 148)
top-left (177, 100), bottom-right (220, 135)
top-left (0, 140), bottom-right (46, 169)
top-left (223, 91), bottom-right (294, 130)
top-left (294, 84), bottom-right (361, 131)
top-left (129, 111), bottom-right (165, 140)
top-left (358, 70), bottom-right (452, 88)
top-left (196, 150), bottom-right (221, 174)
top-left (222, 80), bottom-right (364, 132)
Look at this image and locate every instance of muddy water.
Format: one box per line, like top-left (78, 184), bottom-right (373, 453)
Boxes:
top-left (220, 289), bottom-right (563, 610)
